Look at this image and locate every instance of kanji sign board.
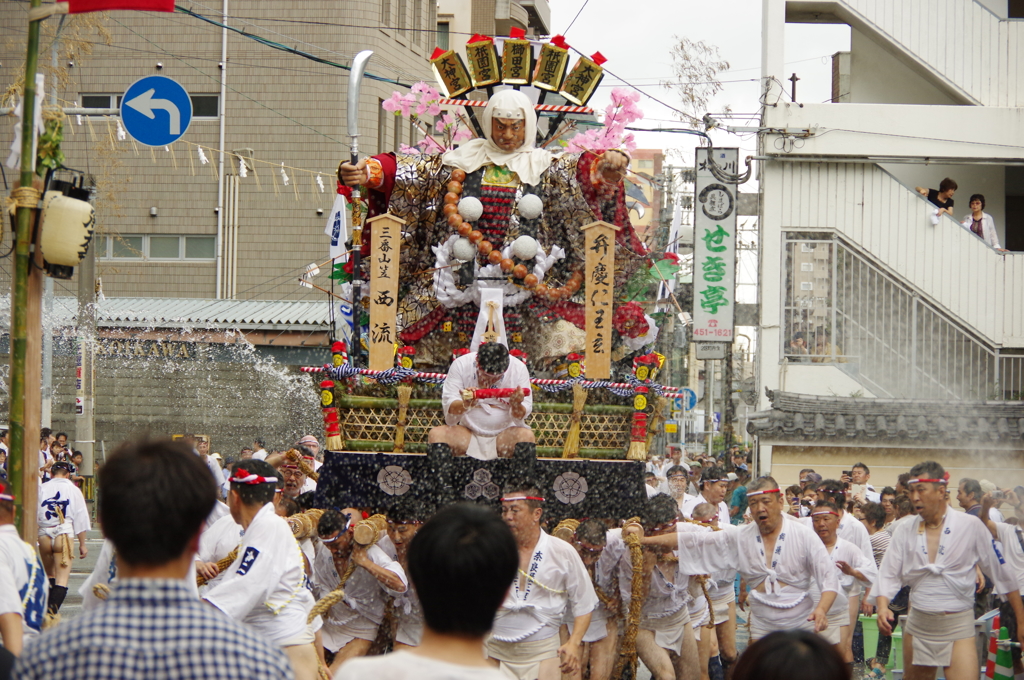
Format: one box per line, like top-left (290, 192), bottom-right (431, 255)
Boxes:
top-left (692, 148), bottom-right (738, 342)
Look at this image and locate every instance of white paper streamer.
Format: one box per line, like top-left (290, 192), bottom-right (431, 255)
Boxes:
top-left (316, 174), bottom-right (325, 193)
top-left (116, 120), bottom-right (127, 141)
top-left (197, 147), bottom-right (209, 165)
top-left (280, 163), bottom-right (290, 186)
top-left (238, 157), bottom-right (248, 178)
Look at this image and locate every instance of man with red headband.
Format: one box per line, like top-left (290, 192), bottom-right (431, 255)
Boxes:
top-left (0, 482), bottom-right (47, 654)
top-left (808, 499), bottom-right (877, 666)
top-left (203, 460), bottom-right (318, 680)
top-left (312, 508), bottom-right (407, 672)
top-left (629, 476), bottom-right (839, 642)
top-left (488, 481), bottom-right (597, 680)
top-left (875, 461), bottom-right (1024, 680)
top-left (430, 342), bottom-right (534, 460)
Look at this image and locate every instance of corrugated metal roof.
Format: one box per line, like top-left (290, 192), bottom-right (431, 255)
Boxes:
top-left (0, 296), bottom-right (331, 332)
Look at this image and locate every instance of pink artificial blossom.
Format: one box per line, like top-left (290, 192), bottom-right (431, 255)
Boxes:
top-left (565, 87), bottom-right (644, 154)
top-left (381, 92), bottom-right (405, 114)
top-left (399, 143), bottom-right (421, 155)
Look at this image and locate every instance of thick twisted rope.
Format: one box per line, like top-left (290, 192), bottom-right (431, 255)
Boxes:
top-left (612, 519), bottom-right (644, 680)
top-left (284, 448), bottom-right (319, 482)
top-left (196, 546), bottom-right (239, 587)
top-left (307, 560), bottom-right (357, 624)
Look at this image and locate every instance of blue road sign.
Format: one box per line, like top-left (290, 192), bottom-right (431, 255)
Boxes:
top-left (681, 388), bottom-right (697, 411)
top-left (120, 76), bottom-right (193, 147)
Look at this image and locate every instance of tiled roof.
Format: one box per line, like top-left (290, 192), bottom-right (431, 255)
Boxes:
top-left (747, 390), bottom-right (1024, 443)
top-left (0, 296), bottom-right (331, 332)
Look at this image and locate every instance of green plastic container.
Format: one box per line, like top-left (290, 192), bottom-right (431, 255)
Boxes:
top-left (860, 614), bottom-right (903, 678)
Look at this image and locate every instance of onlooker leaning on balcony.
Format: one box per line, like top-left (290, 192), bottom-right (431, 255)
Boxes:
top-left (915, 178), bottom-right (957, 216)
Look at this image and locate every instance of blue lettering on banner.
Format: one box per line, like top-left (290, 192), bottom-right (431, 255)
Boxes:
top-left (21, 556), bottom-right (47, 632)
top-left (237, 547), bottom-right (260, 575)
top-left (993, 539), bottom-right (1006, 565)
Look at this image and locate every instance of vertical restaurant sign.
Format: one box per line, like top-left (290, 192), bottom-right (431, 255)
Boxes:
top-left (692, 148), bottom-right (738, 342)
top-left (367, 214), bottom-right (406, 371)
top-left (582, 221), bottom-right (621, 379)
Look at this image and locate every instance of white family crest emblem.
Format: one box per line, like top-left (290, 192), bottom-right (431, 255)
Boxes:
top-left (377, 465), bottom-right (413, 496)
top-left (464, 468), bottom-right (500, 501)
top-left (553, 471), bottom-right (588, 504)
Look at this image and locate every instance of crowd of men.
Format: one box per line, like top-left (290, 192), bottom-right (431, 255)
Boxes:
top-left (0, 423), bottom-right (1022, 680)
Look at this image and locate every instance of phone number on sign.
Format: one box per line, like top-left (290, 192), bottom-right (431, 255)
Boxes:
top-left (693, 329), bottom-right (733, 338)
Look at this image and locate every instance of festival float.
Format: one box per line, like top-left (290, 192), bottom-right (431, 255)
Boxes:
top-left (301, 33), bottom-right (701, 524)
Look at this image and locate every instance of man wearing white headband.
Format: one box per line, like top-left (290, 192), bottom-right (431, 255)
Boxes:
top-left (337, 88), bottom-right (646, 366)
top-left (36, 460), bottom-right (90, 616)
top-left (875, 460), bottom-right (1024, 680)
top-left (808, 500), bottom-right (877, 666)
top-left (204, 460), bottom-right (318, 680)
top-left (681, 465), bottom-right (731, 524)
top-left (488, 481), bottom-right (597, 680)
top-left (629, 476), bottom-right (839, 642)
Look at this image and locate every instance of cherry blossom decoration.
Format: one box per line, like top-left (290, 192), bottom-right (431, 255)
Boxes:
top-left (565, 88), bottom-right (644, 155)
top-left (382, 81), bottom-right (474, 154)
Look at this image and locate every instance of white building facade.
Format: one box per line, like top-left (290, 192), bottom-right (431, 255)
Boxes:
top-left (752, 0), bottom-right (1024, 484)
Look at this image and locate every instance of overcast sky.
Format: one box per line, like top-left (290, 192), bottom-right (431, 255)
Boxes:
top-left (548, 0), bottom-right (852, 165)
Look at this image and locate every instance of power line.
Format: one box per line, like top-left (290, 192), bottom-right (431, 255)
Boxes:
top-left (562, 0), bottom-right (592, 36)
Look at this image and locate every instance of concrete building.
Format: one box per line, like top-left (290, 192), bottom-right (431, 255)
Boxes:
top-left (750, 0), bottom-right (1024, 489)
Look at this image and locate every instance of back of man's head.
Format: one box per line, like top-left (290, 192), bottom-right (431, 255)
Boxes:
top-left (816, 479), bottom-right (847, 507)
top-left (642, 493), bottom-right (679, 529)
top-left (99, 438), bottom-right (217, 566)
top-left (229, 460), bottom-right (279, 506)
top-left (407, 503), bottom-right (517, 638)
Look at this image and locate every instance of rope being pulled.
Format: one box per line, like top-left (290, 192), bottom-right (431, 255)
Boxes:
top-left (611, 519), bottom-right (644, 680)
top-left (307, 560), bottom-right (356, 624)
top-left (196, 546), bottom-right (239, 588)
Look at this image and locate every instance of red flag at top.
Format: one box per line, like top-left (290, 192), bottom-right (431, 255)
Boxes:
top-left (66, 0), bottom-right (175, 13)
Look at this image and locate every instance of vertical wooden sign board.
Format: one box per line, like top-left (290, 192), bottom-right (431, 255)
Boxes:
top-left (367, 213), bottom-right (406, 371)
top-left (581, 221), bottom-right (621, 379)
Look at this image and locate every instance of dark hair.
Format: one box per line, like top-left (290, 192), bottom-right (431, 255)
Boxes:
top-left (862, 502), bottom-right (886, 529)
top-left (813, 499), bottom-right (840, 514)
top-left (958, 478), bottom-right (981, 501)
top-left (792, 331), bottom-right (805, 341)
top-left (701, 465), bottom-right (727, 489)
top-left (295, 491), bottom-right (316, 511)
top-left (799, 469), bottom-right (815, 476)
top-left (477, 341), bottom-right (510, 374)
top-left (51, 461), bottom-right (73, 475)
top-left (733, 630), bottom-right (850, 680)
top-left (969, 193), bottom-right (985, 209)
top-left (644, 471), bottom-right (657, 481)
top-left (502, 480), bottom-right (543, 512)
top-left (277, 497), bottom-right (300, 516)
top-left (939, 178), bottom-right (958, 193)
top-left (317, 509), bottom-right (349, 538)
top-left (407, 503), bottom-right (517, 636)
top-left (643, 494), bottom-right (679, 528)
top-left (896, 472), bottom-right (911, 488)
top-left (98, 439), bottom-right (217, 566)
top-left (817, 479), bottom-right (846, 506)
top-left (70, 450), bottom-right (83, 460)
top-left (785, 484), bottom-right (802, 498)
top-left (229, 460), bottom-right (278, 506)
top-left (881, 486), bottom-right (896, 499)
top-left (40, 428), bottom-right (52, 438)
top-left (908, 461), bottom-right (946, 487)
top-left (388, 496), bottom-right (430, 524)
top-left (665, 465), bottom-right (688, 478)
top-left (253, 437), bottom-right (266, 448)
top-left (748, 476), bottom-right (781, 495)
top-left (894, 495), bottom-right (913, 518)
top-left (852, 462), bottom-right (870, 475)
top-left (576, 518), bottom-right (607, 545)
top-left (55, 432), bottom-right (68, 440)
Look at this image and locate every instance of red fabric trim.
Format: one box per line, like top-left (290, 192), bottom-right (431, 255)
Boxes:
top-left (68, 0), bottom-right (174, 11)
top-left (398, 306), bottom-right (447, 344)
top-left (360, 153), bottom-right (397, 257)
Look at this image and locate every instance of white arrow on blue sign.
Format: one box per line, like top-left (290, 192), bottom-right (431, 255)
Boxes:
top-left (120, 75), bottom-right (193, 147)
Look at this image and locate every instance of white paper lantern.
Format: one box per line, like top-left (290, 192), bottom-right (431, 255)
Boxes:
top-left (39, 190), bottom-right (96, 267)
top-left (511, 235), bottom-right (538, 260)
top-left (458, 196), bottom-right (483, 222)
top-left (452, 237), bottom-right (476, 262)
top-left (517, 193), bottom-right (543, 219)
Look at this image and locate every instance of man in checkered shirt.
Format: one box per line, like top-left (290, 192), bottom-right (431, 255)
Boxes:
top-left (14, 438), bottom-right (292, 679)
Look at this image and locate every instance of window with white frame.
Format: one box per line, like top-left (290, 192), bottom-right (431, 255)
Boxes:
top-left (100, 235), bottom-right (216, 261)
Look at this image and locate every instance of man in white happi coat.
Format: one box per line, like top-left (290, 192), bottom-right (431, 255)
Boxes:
top-left (37, 461), bottom-right (89, 614)
top-left (203, 461), bottom-right (318, 680)
top-left (557, 518), bottom-right (623, 680)
top-left (0, 482), bottom-right (47, 655)
top-left (808, 500), bottom-right (877, 662)
top-left (875, 461), bottom-right (1024, 680)
top-left (431, 341), bottom-right (534, 460)
top-left (980, 494), bottom-right (1024, 677)
top-left (621, 494), bottom-right (702, 680)
top-left (690, 503), bottom-right (739, 680)
top-left (807, 479), bottom-right (874, 663)
top-left (487, 482), bottom-right (597, 680)
top-left (682, 466), bottom-right (731, 524)
top-left (382, 499), bottom-right (426, 649)
top-left (313, 508), bottom-right (408, 672)
top-left (630, 477), bottom-right (839, 642)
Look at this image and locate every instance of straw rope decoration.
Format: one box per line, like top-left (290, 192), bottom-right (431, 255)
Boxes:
top-left (284, 448), bottom-right (319, 482)
top-left (54, 506), bottom-right (72, 568)
top-left (92, 583), bottom-right (111, 600)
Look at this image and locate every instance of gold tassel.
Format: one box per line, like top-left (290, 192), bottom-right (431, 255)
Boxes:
top-left (561, 384), bottom-right (588, 458)
top-left (394, 383), bottom-right (413, 452)
top-left (626, 440), bottom-right (647, 461)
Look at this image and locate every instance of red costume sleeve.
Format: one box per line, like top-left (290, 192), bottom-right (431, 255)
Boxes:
top-left (576, 151), bottom-right (648, 256)
top-left (361, 153), bottom-right (398, 256)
